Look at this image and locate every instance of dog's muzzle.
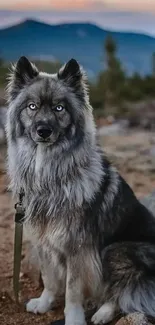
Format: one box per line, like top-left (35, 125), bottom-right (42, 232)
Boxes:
top-left (37, 125), bottom-right (52, 139)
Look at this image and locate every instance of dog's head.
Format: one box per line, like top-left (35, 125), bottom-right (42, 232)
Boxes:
top-left (7, 56), bottom-right (93, 150)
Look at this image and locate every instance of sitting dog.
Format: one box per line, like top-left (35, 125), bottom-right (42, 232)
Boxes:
top-left (6, 56), bottom-right (155, 325)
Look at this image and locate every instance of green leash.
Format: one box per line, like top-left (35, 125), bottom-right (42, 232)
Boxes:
top-left (13, 192), bottom-right (25, 303)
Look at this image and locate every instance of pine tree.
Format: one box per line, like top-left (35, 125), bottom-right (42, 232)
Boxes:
top-left (152, 52), bottom-right (155, 77)
top-left (98, 35), bottom-right (126, 114)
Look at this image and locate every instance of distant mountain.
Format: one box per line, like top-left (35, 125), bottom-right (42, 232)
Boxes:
top-left (1, 19), bottom-right (155, 77)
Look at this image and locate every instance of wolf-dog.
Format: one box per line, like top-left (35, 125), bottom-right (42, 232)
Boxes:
top-left (6, 56), bottom-right (155, 324)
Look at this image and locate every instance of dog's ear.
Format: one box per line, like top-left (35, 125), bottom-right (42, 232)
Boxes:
top-left (58, 59), bottom-right (85, 88)
top-left (7, 56), bottom-right (39, 102)
top-left (15, 56), bottom-right (38, 85)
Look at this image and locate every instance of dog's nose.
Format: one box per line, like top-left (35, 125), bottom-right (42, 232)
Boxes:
top-left (37, 126), bottom-right (52, 139)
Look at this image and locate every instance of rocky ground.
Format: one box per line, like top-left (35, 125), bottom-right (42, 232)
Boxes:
top-left (1, 130), bottom-right (155, 325)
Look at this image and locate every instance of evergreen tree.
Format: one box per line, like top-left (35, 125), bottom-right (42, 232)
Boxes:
top-left (97, 35), bottom-right (126, 114)
top-left (152, 52), bottom-right (155, 77)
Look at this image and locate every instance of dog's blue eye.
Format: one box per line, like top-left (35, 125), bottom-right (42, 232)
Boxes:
top-left (55, 105), bottom-right (64, 112)
top-left (29, 103), bottom-right (37, 110)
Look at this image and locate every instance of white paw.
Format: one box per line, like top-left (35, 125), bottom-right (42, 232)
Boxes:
top-left (65, 319), bottom-right (87, 325)
top-left (26, 289), bottom-right (54, 314)
top-left (91, 303), bottom-right (115, 324)
top-left (65, 320), bottom-right (87, 325)
top-left (26, 297), bottom-right (51, 314)
top-left (65, 304), bottom-right (86, 325)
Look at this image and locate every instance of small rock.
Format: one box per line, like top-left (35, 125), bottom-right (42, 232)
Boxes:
top-left (116, 313), bottom-right (151, 325)
top-left (97, 121), bottom-right (128, 137)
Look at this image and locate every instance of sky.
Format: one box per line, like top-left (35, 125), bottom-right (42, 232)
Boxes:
top-left (1, 0), bottom-right (155, 12)
top-left (0, 1), bottom-right (155, 36)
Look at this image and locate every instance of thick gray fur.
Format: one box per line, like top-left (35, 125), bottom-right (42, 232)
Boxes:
top-left (6, 56), bottom-right (155, 324)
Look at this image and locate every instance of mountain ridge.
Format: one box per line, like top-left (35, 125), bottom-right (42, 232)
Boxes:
top-left (0, 19), bottom-right (155, 76)
top-left (2, 19), bottom-right (155, 39)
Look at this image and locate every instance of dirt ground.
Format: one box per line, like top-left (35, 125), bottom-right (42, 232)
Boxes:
top-left (1, 130), bottom-right (155, 325)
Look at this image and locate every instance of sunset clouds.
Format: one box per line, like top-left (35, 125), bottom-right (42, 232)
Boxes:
top-left (1, 0), bottom-right (103, 10)
top-left (1, 0), bottom-right (155, 12)
top-left (106, 0), bottom-right (155, 12)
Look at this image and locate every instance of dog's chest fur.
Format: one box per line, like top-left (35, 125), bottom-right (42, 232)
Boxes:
top-left (11, 140), bottom-right (103, 255)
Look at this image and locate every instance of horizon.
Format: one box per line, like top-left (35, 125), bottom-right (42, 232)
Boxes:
top-left (1, 13), bottom-right (155, 38)
top-left (1, 8), bottom-right (155, 36)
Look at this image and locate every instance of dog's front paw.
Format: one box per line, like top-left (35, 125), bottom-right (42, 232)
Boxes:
top-left (65, 321), bottom-right (86, 325)
top-left (26, 289), bottom-right (54, 314)
top-left (65, 315), bottom-right (87, 324)
top-left (26, 297), bottom-right (51, 314)
top-left (65, 304), bottom-right (86, 325)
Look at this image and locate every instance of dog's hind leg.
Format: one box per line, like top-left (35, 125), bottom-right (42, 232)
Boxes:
top-left (92, 241), bottom-right (155, 324)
